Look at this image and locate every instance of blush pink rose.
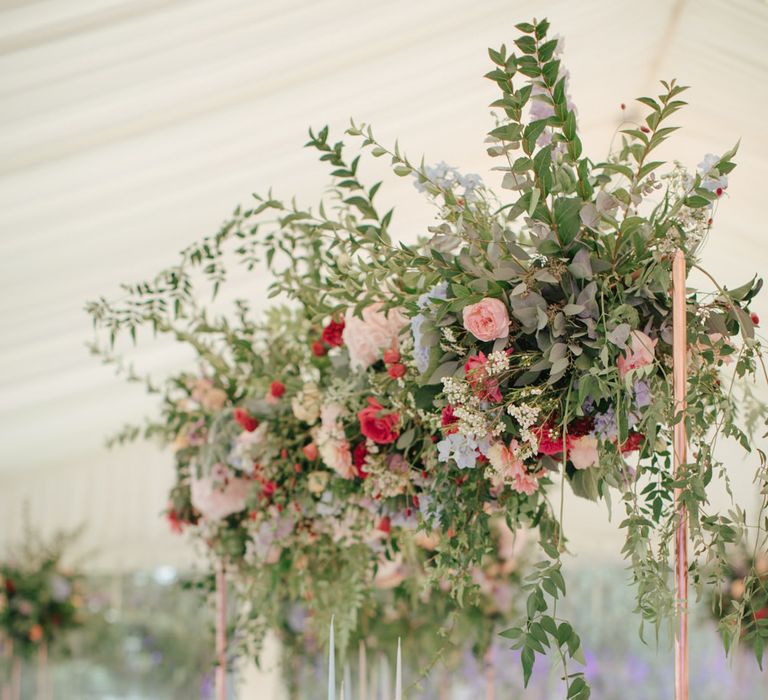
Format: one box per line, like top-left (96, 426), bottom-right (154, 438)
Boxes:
top-left (569, 435), bottom-right (599, 470)
top-left (190, 463), bottom-right (250, 520)
top-left (618, 330), bottom-right (657, 377)
top-left (342, 303), bottom-right (408, 370)
top-left (462, 298), bottom-right (510, 342)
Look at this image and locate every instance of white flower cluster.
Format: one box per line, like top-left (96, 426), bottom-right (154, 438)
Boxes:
top-left (507, 402), bottom-right (541, 460)
top-left (440, 326), bottom-right (464, 355)
top-left (442, 376), bottom-right (474, 407)
top-left (485, 350), bottom-right (511, 376)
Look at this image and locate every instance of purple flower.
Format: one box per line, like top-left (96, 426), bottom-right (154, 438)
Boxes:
top-left (633, 379), bottom-right (652, 408)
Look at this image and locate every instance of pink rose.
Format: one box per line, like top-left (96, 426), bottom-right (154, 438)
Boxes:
top-left (190, 464), bottom-right (250, 520)
top-left (462, 298), bottom-right (510, 342)
top-left (618, 330), bottom-right (657, 377)
top-left (569, 435), bottom-right (599, 470)
top-left (342, 303), bottom-right (408, 370)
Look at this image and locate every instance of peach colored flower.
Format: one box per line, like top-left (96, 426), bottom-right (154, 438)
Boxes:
top-left (462, 298), bottom-right (510, 342)
top-left (618, 330), bottom-right (657, 377)
top-left (487, 440), bottom-right (542, 495)
top-left (190, 463), bottom-right (250, 520)
top-left (343, 303), bottom-right (408, 370)
top-left (373, 554), bottom-right (406, 589)
top-left (569, 435), bottom-right (599, 470)
top-left (317, 436), bottom-right (354, 479)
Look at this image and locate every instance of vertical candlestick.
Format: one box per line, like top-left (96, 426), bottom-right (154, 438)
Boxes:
top-left (358, 641), bottom-right (367, 700)
top-left (672, 249), bottom-right (689, 700)
top-left (328, 616), bottom-right (336, 700)
top-left (394, 638), bottom-right (402, 700)
top-left (215, 562), bottom-right (227, 700)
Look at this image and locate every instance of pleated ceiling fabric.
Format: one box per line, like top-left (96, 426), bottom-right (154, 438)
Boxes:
top-left (1, 0), bottom-right (766, 569)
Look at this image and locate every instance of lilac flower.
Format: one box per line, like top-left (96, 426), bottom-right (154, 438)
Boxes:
top-left (413, 162), bottom-right (483, 200)
top-left (594, 407), bottom-right (618, 440)
top-left (633, 379), bottom-right (652, 408)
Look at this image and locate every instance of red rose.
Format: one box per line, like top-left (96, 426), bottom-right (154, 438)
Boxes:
top-left (311, 340), bottom-right (327, 357)
top-left (358, 397), bottom-right (400, 444)
top-left (302, 443), bottom-right (318, 461)
top-left (387, 363), bottom-right (406, 379)
top-left (751, 312), bottom-right (760, 327)
top-left (441, 405), bottom-right (459, 435)
top-left (383, 348), bottom-right (400, 365)
top-left (233, 407), bottom-right (259, 432)
top-left (378, 516), bottom-right (391, 534)
top-left (270, 381), bottom-right (286, 398)
top-left (353, 441), bottom-right (369, 479)
top-left (321, 318), bottom-right (345, 348)
top-left (754, 606), bottom-right (768, 621)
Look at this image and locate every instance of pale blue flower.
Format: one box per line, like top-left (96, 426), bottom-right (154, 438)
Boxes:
top-left (437, 432), bottom-right (490, 469)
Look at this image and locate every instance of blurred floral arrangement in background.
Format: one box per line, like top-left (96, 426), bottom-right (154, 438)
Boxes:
top-left (0, 525), bottom-right (84, 660)
top-left (87, 15), bottom-right (768, 698)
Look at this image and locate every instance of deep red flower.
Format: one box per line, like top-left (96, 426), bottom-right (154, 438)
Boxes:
top-left (377, 516), bottom-right (391, 534)
top-left (270, 381), bottom-right (286, 398)
top-left (259, 479), bottom-right (277, 499)
top-left (387, 363), bottom-right (406, 379)
top-left (233, 407), bottom-right (259, 432)
top-left (754, 606), bottom-right (768, 622)
top-left (716, 187), bottom-right (724, 197)
top-left (358, 397), bottom-right (400, 444)
top-left (464, 352), bottom-right (502, 403)
top-left (567, 416), bottom-right (595, 438)
top-left (620, 431), bottom-right (644, 454)
top-left (383, 348), bottom-right (400, 365)
top-left (751, 312), bottom-right (760, 327)
top-left (321, 318), bottom-right (345, 347)
top-left (280, 448), bottom-right (288, 459)
top-left (533, 422), bottom-right (570, 456)
top-left (311, 340), bottom-right (327, 357)
top-left (441, 404), bottom-right (459, 434)
top-left (353, 441), bottom-right (369, 479)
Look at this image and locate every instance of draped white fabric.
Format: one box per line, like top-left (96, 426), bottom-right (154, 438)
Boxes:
top-left (1, 0), bottom-right (767, 571)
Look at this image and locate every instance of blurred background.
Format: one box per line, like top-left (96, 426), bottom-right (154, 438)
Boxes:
top-left (1, 0), bottom-right (767, 697)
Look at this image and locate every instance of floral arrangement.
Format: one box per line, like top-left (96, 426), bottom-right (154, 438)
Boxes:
top-left (87, 16), bottom-right (768, 697)
top-left (0, 527), bottom-right (84, 659)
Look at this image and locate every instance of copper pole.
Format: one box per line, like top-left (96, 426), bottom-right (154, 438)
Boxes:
top-left (215, 562), bottom-right (227, 700)
top-left (672, 249), bottom-right (689, 700)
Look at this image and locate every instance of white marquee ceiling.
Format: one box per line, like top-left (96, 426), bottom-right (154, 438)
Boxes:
top-left (1, 0), bottom-right (767, 569)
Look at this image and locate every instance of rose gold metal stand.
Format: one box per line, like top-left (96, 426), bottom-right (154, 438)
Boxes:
top-left (672, 249), bottom-right (689, 700)
top-left (216, 563), bottom-right (227, 700)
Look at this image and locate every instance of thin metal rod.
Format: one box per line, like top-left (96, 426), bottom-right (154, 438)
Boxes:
top-left (672, 249), bottom-right (689, 700)
top-left (215, 563), bottom-right (227, 700)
